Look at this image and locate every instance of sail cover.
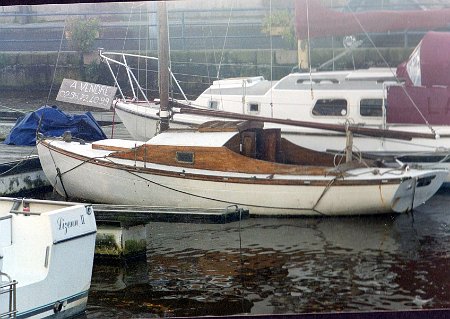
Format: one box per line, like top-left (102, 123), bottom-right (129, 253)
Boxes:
top-left (387, 32), bottom-right (450, 125)
top-left (396, 32), bottom-right (450, 87)
top-left (4, 105), bottom-right (107, 146)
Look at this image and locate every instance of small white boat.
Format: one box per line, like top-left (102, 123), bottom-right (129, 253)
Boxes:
top-left (0, 197), bottom-right (97, 318)
top-left (0, 156), bottom-right (50, 196)
top-left (36, 120), bottom-right (447, 216)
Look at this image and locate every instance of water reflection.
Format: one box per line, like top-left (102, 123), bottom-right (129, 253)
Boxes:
top-left (86, 193), bottom-right (450, 317)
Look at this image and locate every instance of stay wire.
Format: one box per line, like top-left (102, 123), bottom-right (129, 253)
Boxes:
top-left (46, 13), bottom-right (68, 106)
top-left (216, 0), bottom-right (234, 79)
top-left (42, 143), bottom-right (333, 216)
top-left (346, 4), bottom-right (436, 137)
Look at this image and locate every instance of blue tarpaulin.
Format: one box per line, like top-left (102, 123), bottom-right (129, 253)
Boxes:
top-left (4, 105), bottom-right (107, 146)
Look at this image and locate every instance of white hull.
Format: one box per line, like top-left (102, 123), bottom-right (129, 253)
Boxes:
top-left (0, 198), bottom-right (96, 318)
top-left (0, 156), bottom-right (50, 196)
top-left (37, 139), bottom-right (446, 216)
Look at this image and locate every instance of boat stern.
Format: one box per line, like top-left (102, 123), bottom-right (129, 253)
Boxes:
top-left (391, 169), bottom-right (448, 213)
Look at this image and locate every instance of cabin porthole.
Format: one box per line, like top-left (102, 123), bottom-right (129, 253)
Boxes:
top-left (176, 152), bottom-right (194, 164)
top-left (208, 100), bottom-right (219, 110)
top-left (247, 102), bottom-right (260, 114)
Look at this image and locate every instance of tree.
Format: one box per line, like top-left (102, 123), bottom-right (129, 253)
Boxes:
top-left (261, 10), bottom-right (296, 49)
top-left (65, 18), bottom-right (100, 80)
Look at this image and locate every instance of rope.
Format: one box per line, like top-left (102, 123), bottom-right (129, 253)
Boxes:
top-left (269, 0), bottom-right (274, 117)
top-left (0, 105), bottom-right (28, 114)
top-left (0, 148), bottom-right (37, 177)
top-left (216, 0), bottom-right (235, 79)
top-left (43, 141), bottom-right (69, 199)
top-left (306, 0), bottom-right (314, 100)
top-left (46, 11), bottom-right (68, 106)
top-left (312, 177), bottom-right (337, 215)
top-left (44, 143), bottom-right (328, 215)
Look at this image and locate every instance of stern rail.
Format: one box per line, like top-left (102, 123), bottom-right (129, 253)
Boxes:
top-left (0, 272), bottom-right (17, 319)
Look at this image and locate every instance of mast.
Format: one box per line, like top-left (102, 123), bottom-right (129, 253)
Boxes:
top-left (158, 1), bottom-right (170, 132)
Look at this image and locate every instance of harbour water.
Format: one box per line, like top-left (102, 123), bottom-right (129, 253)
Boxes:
top-left (83, 197), bottom-right (450, 317)
top-left (1, 93), bottom-right (450, 317)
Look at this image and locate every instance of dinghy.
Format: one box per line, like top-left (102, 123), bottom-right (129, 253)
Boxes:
top-left (0, 197), bottom-right (96, 318)
top-left (36, 121), bottom-right (447, 216)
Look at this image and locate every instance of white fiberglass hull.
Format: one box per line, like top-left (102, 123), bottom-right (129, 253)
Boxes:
top-left (37, 139), bottom-right (446, 216)
top-left (0, 198), bottom-right (96, 318)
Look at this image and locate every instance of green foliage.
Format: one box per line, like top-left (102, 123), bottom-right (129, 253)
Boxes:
top-left (66, 18), bottom-right (100, 53)
top-left (123, 239), bottom-right (147, 256)
top-left (84, 61), bottom-right (101, 83)
top-left (261, 10), bottom-right (296, 49)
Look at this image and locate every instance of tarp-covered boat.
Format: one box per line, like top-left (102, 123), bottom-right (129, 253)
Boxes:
top-left (4, 105), bottom-right (106, 146)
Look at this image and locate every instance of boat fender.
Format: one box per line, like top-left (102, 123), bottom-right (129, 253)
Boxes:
top-left (53, 300), bottom-right (67, 313)
top-left (62, 131), bottom-right (72, 143)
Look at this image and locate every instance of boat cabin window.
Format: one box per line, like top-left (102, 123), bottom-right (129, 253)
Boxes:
top-left (312, 99), bottom-right (347, 116)
top-left (208, 100), bottom-right (219, 110)
top-left (176, 151), bottom-right (194, 164)
top-left (297, 78), bottom-right (339, 84)
top-left (247, 102), bottom-right (260, 114)
top-left (360, 98), bottom-right (383, 117)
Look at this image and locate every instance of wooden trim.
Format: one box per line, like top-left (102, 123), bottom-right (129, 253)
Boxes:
top-left (40, 140), bottom-right (403, 187)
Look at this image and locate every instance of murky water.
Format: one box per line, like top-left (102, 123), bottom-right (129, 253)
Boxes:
top-left (2, 93), bottom-right (450, 317)
top-left (85, 191), bottom-right (450, 318)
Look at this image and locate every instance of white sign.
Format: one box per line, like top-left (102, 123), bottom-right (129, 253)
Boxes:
top-left (56, 78), bottom-right (117, 109)
top-left (50, 205), bottom-right (97, 244)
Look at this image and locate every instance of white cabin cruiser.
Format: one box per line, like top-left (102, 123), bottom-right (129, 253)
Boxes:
top-left (0, 197), bottom-right (96, 318)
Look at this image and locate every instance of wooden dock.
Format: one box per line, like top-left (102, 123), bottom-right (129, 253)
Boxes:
top-left (93, 204), bottom-right (250, 224)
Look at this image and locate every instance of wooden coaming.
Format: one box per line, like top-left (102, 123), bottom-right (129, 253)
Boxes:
top-left (108, 124), bottom-right (376, 175)
top-left (40, 139), bottom-right (405, 186)
top-left (110, 144), bottom-right (334, 175)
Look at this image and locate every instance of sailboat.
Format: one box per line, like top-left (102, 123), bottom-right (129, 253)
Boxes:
top-left (99, 2), bottom-right (450, 183)
top-left (36, 120), bottom-right (447, 216)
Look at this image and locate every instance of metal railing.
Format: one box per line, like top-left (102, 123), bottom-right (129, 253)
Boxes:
top-left (0, 272), bottom-right (17, 319)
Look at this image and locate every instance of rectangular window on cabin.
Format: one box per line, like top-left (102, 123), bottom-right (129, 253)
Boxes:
top-left (208, 100), bottom-right (219, 110)
top-left (176, 152), bottom-right (194, 164)
top-left (247, 102), bottom-right (260, 113)
top-left (312, 99), bottom-right (347, 116)
top-left (360, 99), bottom-right (383, 117)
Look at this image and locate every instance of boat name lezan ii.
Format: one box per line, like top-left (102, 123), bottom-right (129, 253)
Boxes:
top-left (57, 214), bottom-right (86, 234)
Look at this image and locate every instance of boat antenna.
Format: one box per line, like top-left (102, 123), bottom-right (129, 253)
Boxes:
top-left (306, 0), bottom-right (314, 100)
top-left (346, 4), bottom-right (438, 138)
